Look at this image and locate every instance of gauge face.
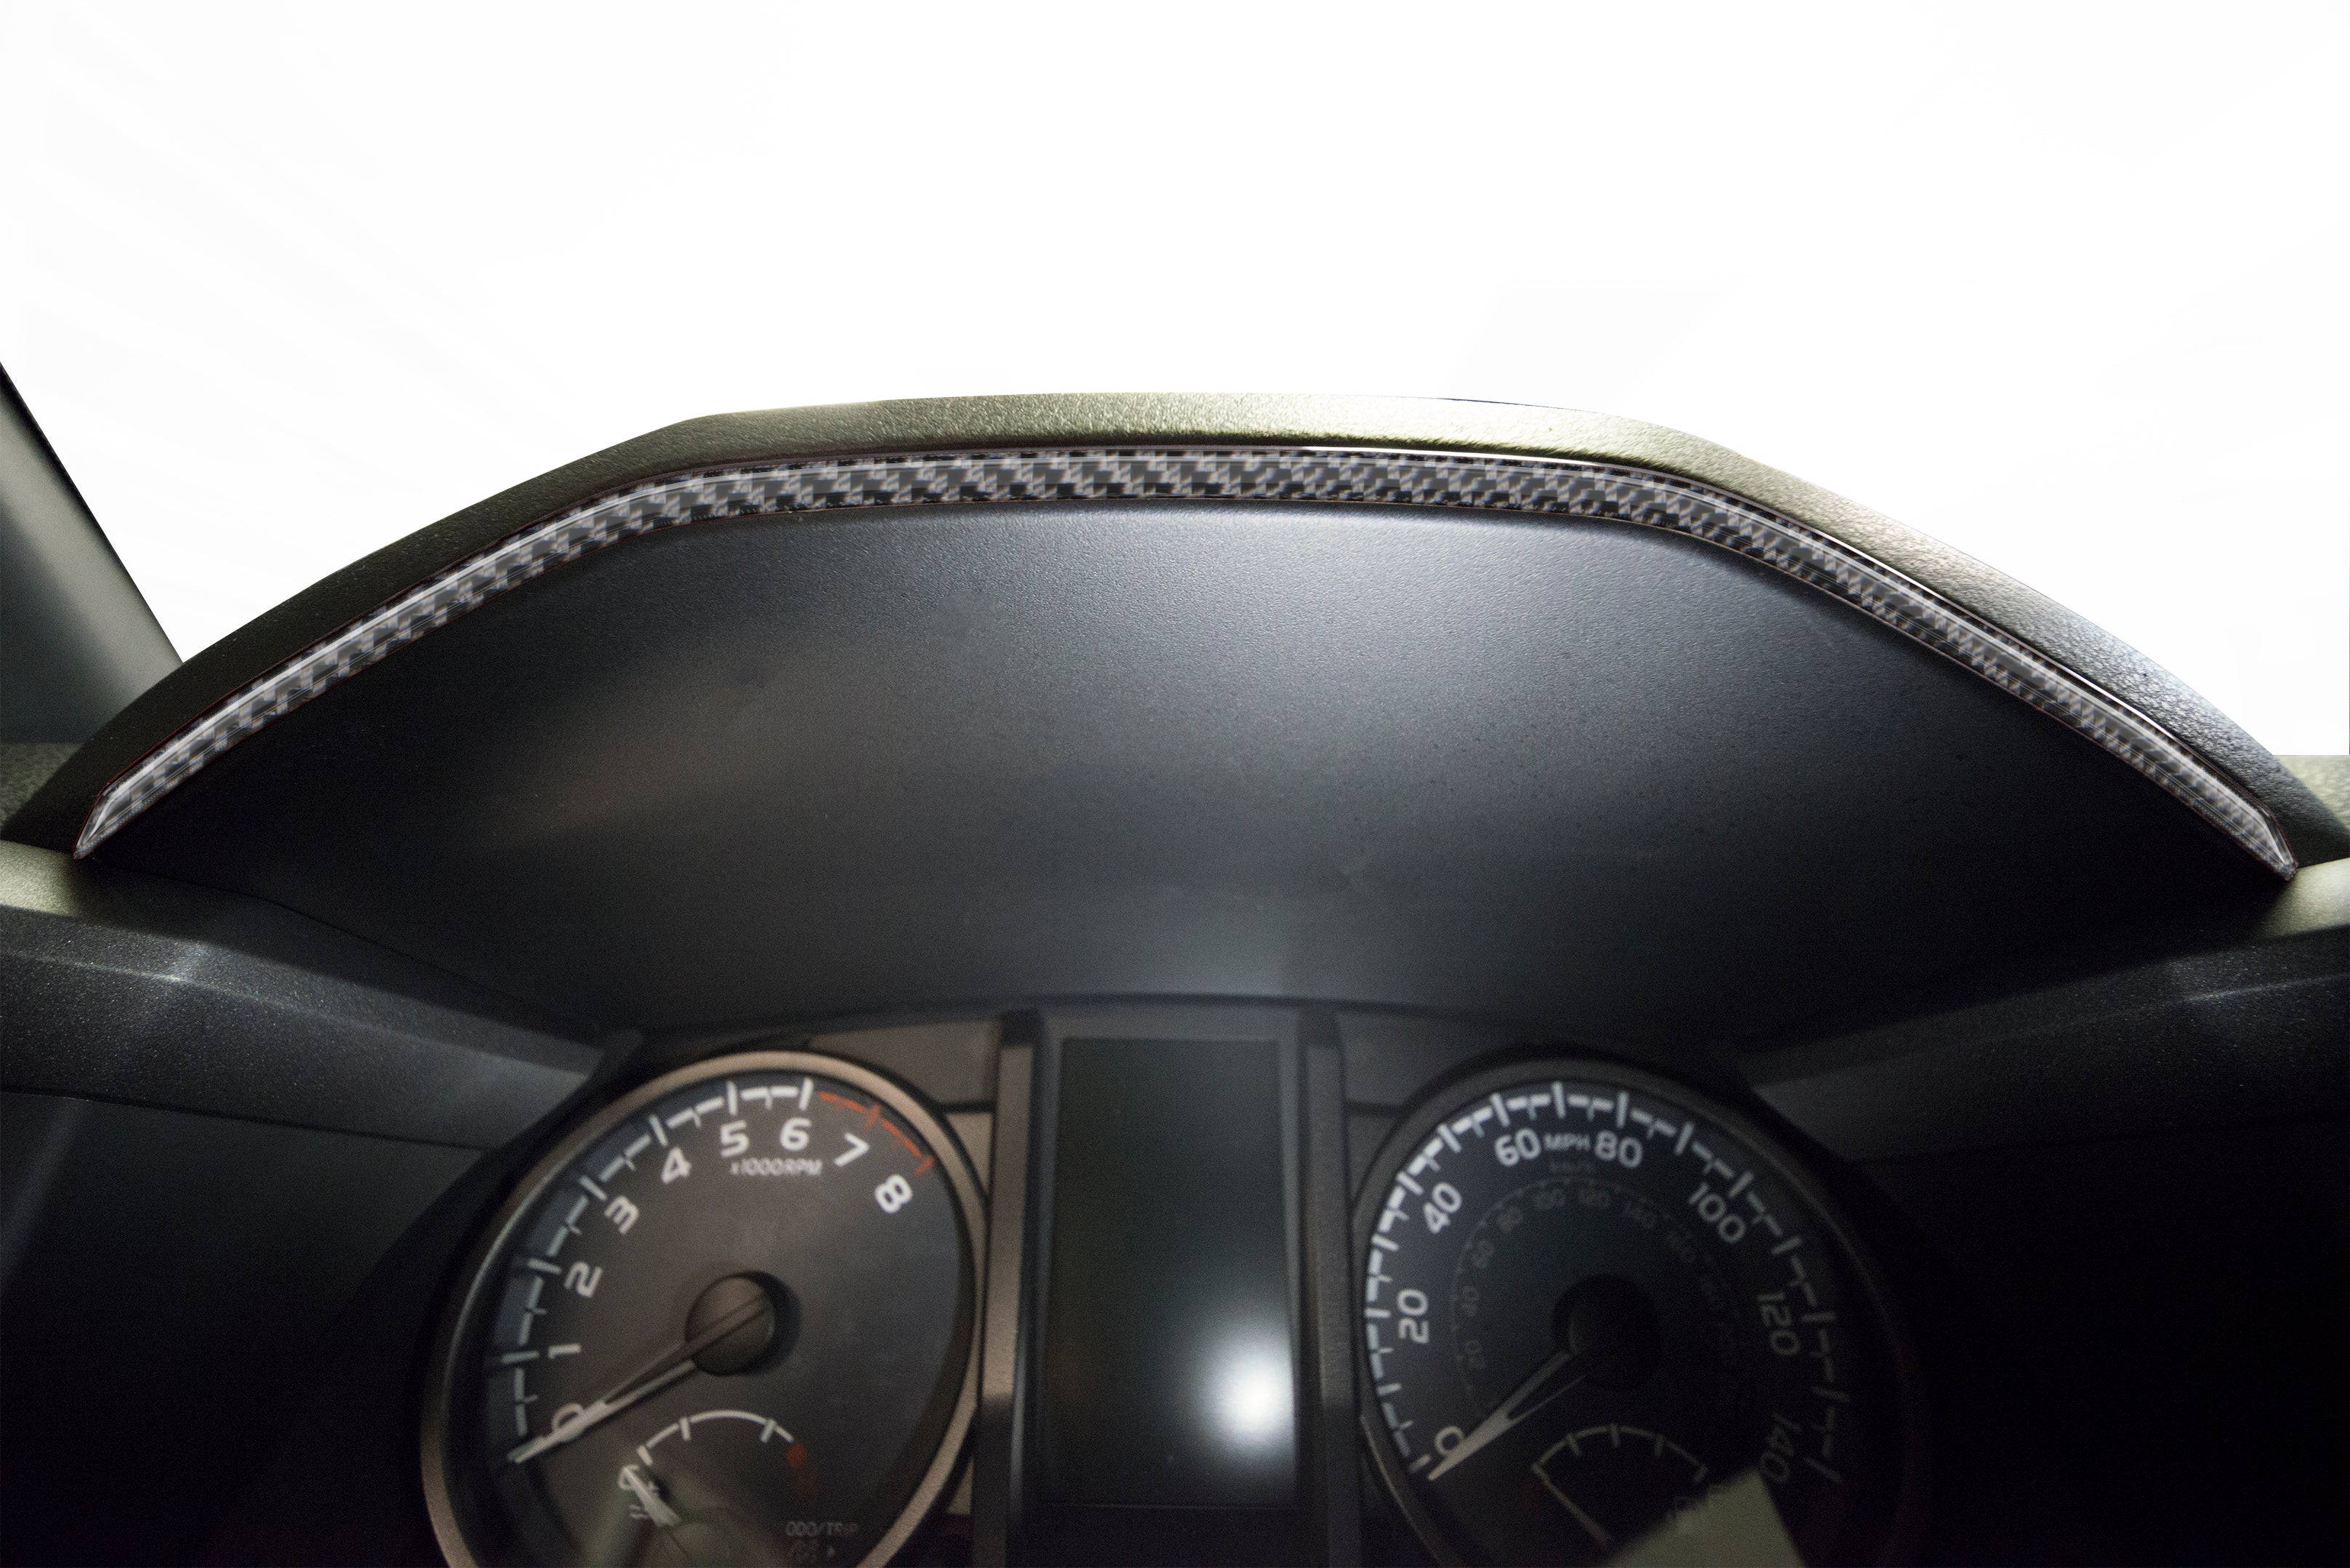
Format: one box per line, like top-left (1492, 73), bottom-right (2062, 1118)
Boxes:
top-left (425, 1053), bottom-right (983, 1567)
top-left (1356, 1061), bottom-right (1921, 1566)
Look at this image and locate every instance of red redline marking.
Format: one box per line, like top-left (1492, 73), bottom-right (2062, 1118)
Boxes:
top-left (810, 1090), bottom-right (928, 1166)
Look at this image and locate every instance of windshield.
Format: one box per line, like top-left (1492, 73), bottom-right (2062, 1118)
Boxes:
top-left (4, 7), bottom-right (2342, 753)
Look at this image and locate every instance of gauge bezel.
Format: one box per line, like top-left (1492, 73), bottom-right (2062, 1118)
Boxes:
top-left (1350, 1055), bottom-right (1928, 1567)
top-left (420, 1049), bottom-right (988, 1568)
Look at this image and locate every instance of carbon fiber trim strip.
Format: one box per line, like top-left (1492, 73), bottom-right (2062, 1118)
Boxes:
top-left (73, 448), bottom-right (2296, 876)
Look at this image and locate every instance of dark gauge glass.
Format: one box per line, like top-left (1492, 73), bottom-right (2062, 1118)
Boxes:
top-left (1356, 1061), bottom-right (1923, 1566)
top-left (424, 1053), bottom-right (983, 1567)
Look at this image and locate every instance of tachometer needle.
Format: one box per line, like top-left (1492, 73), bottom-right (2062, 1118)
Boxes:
top-left (505, 1287), bottom-right (772, 1466)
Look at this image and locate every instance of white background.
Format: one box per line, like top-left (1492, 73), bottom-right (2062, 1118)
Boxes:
top-left (4, 2), bottom-right (2343, 751)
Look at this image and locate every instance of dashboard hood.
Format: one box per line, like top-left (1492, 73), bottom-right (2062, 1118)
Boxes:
top-left (9, 394), bottom-right (2340, 1045)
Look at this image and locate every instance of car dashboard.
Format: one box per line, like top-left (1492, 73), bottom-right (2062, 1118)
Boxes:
top-left (1, 394), bottom-right (2343, 1567)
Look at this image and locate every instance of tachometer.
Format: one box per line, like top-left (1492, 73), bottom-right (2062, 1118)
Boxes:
top-left (423, 1052), bottom-right (983, 1567)
top-left (1356, 1060), bottom-right (1922, 1565)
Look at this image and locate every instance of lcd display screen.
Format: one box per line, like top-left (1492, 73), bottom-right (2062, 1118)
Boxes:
top-left (1039, 1038), bottom-right (1296, 1508)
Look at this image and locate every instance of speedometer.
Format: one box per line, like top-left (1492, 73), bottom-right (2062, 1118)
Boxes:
top-left (423, 1052), bottom-right (983, 1567)
top-left (1356, 1060), bottom-right (1923, 1565)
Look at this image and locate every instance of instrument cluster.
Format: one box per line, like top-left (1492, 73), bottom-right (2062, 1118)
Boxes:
top-left (423, 1019), bottom-right (1925, 1566)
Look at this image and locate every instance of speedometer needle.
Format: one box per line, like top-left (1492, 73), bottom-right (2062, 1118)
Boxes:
top-left (1425, 1273), bottom-right (1658, 1483)
top-left (505, 1282), bottom-right (775, 1466)
top-left (1424, 1343), bottom-right (1598, 1481)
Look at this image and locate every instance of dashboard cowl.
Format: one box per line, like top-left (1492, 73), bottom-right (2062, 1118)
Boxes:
top-left (10, 396), bottom-right (2342, 872)
top-left (5, 396), bottom-right (2335, 1051)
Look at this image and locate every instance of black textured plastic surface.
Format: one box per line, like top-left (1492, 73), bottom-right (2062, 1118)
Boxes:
top-left (2282, 753), bottom-right (2350, 827)
top-left (1747, 857), bottom-right (2350, 1157)
top-left (0, 841), bottom-right (596, 1146)
top-left (1867, 1119), bottom-right (2346, 1565)
top-left (0, 1092), bottom-right (476, 1566)
top-left (80, 501), bottom-right (2266, 1044)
